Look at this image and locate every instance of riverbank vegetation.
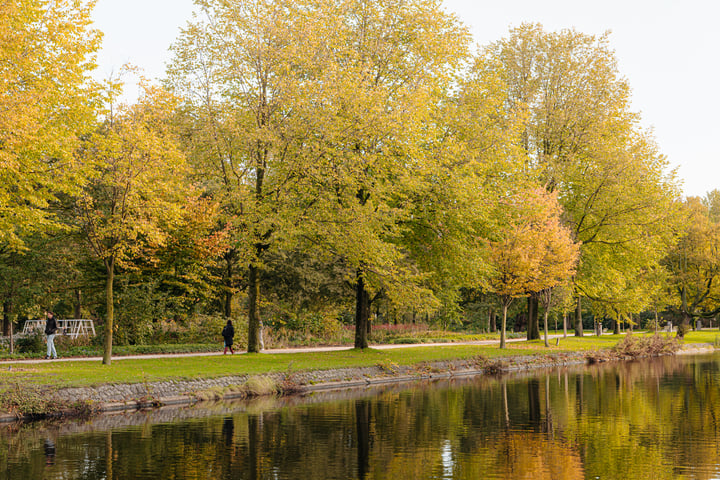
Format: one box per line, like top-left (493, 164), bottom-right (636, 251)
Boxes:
top-left (3, 0), bottom-right (720, 364)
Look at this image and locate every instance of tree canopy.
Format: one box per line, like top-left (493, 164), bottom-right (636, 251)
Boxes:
top-left (0, 0), bottom-right (100, 251)
top-left (0, 4), bottom-right (697, 355)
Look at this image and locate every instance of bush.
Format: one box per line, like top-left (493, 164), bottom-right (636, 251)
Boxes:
top-left (613, 334), bottom-right (680, 358)
top-left (15, 332), bottom-right (44, 354)
top-left (676, 323), bottom-right (692, 338)
top-left (391, 337), bottom-right (421, 344)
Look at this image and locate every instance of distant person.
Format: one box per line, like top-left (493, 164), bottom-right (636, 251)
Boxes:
top-left (222, 320), bottom-right (235, 355)
top-left (44, 311), bottom-right (58, 360)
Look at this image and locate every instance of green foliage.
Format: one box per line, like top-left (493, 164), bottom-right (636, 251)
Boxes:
top-left (484, 24), bottom-right (680, 322)
top-left (15, 332), bottom-right (44, 354)
top-left (664, 194), bottom-right (720, 325)
top-left (113, 278), bottom-right (172, 345)
top-left (0, 6), bottom-right (697, 351)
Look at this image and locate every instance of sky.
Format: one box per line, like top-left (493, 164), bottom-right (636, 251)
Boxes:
top-left (92, 0), bottom-right (719, 198)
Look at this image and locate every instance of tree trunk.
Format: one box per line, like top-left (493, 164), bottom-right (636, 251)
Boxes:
top-left (355, 269), bottom-right (370, 349)
top-left (490, 309), bottom-right (496, 333)
top-left (3, 298), bottom-right (12, 340)
top-left (563, 313), bottom-right (567, 337)
top-left (500, 302), bottom-right (509, 349)
top-left (102, 257), bottom-right (115, 365)
top-left (247, 264), bottom-right (262, 353)
top-left (614, 317), bottom-right (620, 334)
top-left (527, 296), bottom-right (540, 340)
top-left (677, 314), bottom-right (691, 338)
top-left (654, 306), bottom-right (659, 334)
top-left (677, 286), bottom-right (690, 338)
top-left (574, 296), bottom-right (583, 337)
top-left (223, 250), bottom-right (235, 318)
top-left (2, 298), bottom-right (10, 337)
top-left (543, 309), bottom-right (550, 347)
top-left (8, 316), bottom-right (13, 355)
top-left (224, 288), bottom-right (233, 319)
top-left (74, 289), bottom-right (82, 319)
top-left (367, 307), bottom-right (372, 337)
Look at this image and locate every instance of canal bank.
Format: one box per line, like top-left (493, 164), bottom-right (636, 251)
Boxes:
top-left (2, 340), bottom-right (713, 423)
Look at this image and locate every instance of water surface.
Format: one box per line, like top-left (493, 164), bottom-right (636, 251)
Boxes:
top-left (2, 354), bottom-right (720, 479)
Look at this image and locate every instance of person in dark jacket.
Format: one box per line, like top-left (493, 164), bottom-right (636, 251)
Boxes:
top-left (44, 311), bottom-right (58, 360)
top-left (222, 320), bottom-right (235, 355)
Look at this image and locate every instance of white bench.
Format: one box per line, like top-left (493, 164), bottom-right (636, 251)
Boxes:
top-left (22, 319), bottom-right (96, 338)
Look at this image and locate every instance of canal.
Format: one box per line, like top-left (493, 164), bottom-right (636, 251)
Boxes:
top-left (2, 354), bottom-right (719, 479)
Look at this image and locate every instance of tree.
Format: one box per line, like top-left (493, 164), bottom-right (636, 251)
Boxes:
top-left (169, 0), bottom-right (340, 352)
top-left (482, 24), bottom-right (681, 336)
top-left (75, 84), bottom-right (189, 364)
top-left (488, 188), bottom-right (579, 348)
top-left (0, 0), bottom-right (100, 251)
top-left (664, 195), bottom-right (720, 336)
top-left (291, 0), bottom-right (474, 348)
top-left (169, 0), bottom-right (472, 350)
top-left (399, 52), bottom-right (524, 333)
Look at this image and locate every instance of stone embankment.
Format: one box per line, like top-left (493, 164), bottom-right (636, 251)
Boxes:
top-left (1, 343), bottom-right (715, 423)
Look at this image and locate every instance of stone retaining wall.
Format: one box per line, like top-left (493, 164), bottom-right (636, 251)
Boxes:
top-left (2, 345), bottom-right (715, 423)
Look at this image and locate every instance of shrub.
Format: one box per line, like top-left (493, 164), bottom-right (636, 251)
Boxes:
top-left (676, 323), bottom-right (692, 338)
top-left (391, 337), bottom-right (421, 344)
top-left (15, 332), bottom-right (44, 354)
top-left (613, 334), bottom-right (680, 358)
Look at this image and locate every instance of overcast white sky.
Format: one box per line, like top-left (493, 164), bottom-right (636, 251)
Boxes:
top-left (92, 0), bottom-right (719, 198)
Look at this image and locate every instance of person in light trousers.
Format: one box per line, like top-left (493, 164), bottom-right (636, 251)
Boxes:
top-left (44, 311), bottom-right (58, 359)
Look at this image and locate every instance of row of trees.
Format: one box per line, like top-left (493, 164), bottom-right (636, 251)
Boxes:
top-left (0, 0), bottom-right (713, 363)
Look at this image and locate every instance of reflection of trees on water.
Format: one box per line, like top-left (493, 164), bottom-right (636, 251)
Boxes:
top-left (2, 355), bottom-right (720, 479)
top-left (356, 400), bottom-right (371, 479)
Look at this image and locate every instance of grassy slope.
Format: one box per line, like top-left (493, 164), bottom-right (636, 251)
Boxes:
top-left (0, 331), bottom-right (714, 390)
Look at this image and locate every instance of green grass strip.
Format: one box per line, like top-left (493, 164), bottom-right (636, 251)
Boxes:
top-left (0, 332), bottom-right (713, 390)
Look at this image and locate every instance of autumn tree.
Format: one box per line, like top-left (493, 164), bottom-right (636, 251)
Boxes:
top-left (280, 0), bottom-right (474, 348)
top-left (169, 0), bottom-right (473, 350)
top-left (482, 24), bottom-right (680, 337)
top-left (664, 194), bottom-right (720, 336)
top-left (488, 188), bottom-right (579, 348)
top-left (168, 0), bottom-right (345, 352)
top-left (0, 0), bottom-right (99, 251)
top-left (398, 52), bottom-right (524, 333)
top-left (0, 0), bottom-right (100, 335)
top-left (75, 84), bottom-right (189, 364)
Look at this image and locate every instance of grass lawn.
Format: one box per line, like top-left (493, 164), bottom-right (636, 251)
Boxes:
top-left (0, 330), bottom-right (714, 391)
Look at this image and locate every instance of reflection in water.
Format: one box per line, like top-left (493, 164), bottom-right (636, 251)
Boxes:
top-left (43, 438), bottom-right (55, 466)
top-left (356, 400), bottom-right (371, 480)
top-left (2, 354), bottom-right (720, 479)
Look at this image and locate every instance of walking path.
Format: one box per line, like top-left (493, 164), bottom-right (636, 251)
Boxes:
top-left (0, 335), bottom-right (565, 365)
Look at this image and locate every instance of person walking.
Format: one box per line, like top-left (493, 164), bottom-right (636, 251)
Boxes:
top-left (44, 311), bottom-right (58, 359)
top-left (222, 320), bottom-right (235, 355)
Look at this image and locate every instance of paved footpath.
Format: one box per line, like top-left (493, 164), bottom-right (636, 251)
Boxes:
top-left (0, 335), bottom-right (568, 365)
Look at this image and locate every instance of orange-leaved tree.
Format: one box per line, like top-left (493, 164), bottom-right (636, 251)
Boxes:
top-left (489, 188), bottom-right (580, 348)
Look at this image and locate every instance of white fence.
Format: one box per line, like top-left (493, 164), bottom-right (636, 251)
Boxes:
top-left (22, 319), bottom-right (96, 338)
